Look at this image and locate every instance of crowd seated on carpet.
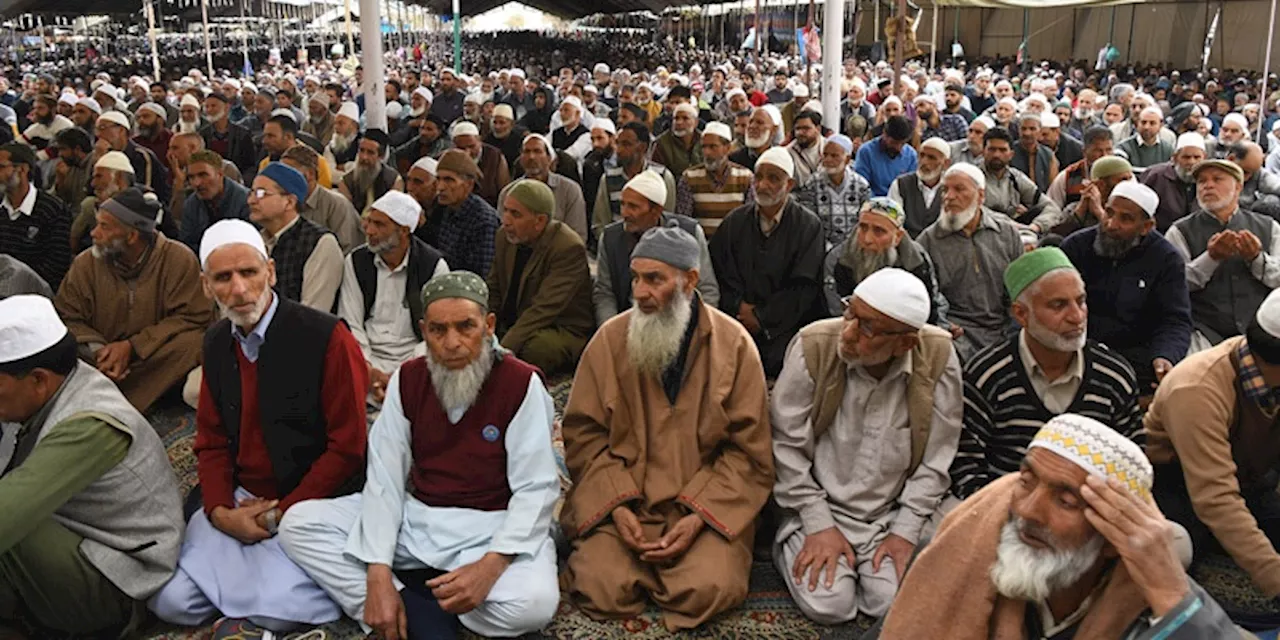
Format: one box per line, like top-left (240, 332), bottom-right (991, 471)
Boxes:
top-left (7, 39), bottom-right (1280, 640)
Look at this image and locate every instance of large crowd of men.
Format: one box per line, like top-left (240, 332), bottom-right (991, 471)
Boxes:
top-left (4, 33), bottom-right (1280, 639)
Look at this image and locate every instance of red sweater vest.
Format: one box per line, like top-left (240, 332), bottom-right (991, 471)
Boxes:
top-left (398, 354), bottom-right (540, 511)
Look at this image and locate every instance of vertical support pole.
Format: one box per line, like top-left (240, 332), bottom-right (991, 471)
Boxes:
top-left (822, 0), bottom-right (844, 131)
top-left (452, 0), bottom-right (461, 73)
top-left (1125, 4), bottom-right (1136, 64)
top-left (359, 0), bottom-right (385, 131)
top-left (201, 0), bottom-right (214, 78)
top-left (930, 1), bottom-right (937, 70)
top-left (146, 0), bottom-right (162, 79)
top-left (1259, 0), bottom-right (1277, 141)
top-left (344, 0), bottom-right (354, 58)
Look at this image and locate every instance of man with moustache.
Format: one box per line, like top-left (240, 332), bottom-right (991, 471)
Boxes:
top-left (888, 137), bottom-right (950, 239)
top-left (1013, 113), bottom-right (1060, 193)
top-left (1060, 181), bottom-right (1192, 396)
top-left (676, 122), bottom-right (754, 238)
top-left (593, 171), bottom-right (718, 325)
top-left (919, 163), bottom-right (1024, 361)
top-left (150, 81), bottom-right (180, 127)
top-left (581, 118), bottom-right (617, 220)
top-left (785, 111), bottom-right (825, 186)
top-left (980, 127), bottom-right (1062, 231)
top-left (179, 150), bottom-right (252, 252)
top-left (1051, 156), bottom-right (1134, 238)
top-left (651, 103), bottom-right (703, 179)
top-left (1166, 158), bottom-right (1280, 349)
top-left (1048, 126), bottom-right (1114, 211)
top-left (449, 121), bottom-right (510, 209)
top-left (562, 225), bottom-right (773, 631)
top-left (826, 198), bottom-right (946, 324)
top-left (303, 91), bottom-right (335, 147)
top-left (148, 219), bottom-right (367, 637)
top-left (710, 147), bottom-right (826, 376)
top-left (771, 268), bottom-right (960, 624)
top-left (1118, 107), bottom-right (1175, 170)
top-left (854, 115), bottom-right (917, 198)
top-left (280, 144), bottom-right (364, 254)
top-left (96, 111), bottom-right (170, 207)
top-left (0, 142), bottom-right (72, 291)
top-left (424, 149), bottom-right (500, 277)
top-left (914, 94), bottom-right (967, 143)
top-left (951, 115), bottom-right (991, 167)
top-left (942, 83), bottom-right (976, 124)
top-left (324, 102), bottom-right (362, 184)
top-left (591, 123), bottom-right (674, 242)
top-left (871, 414), bottom-right (1233, 639)
top-left (1143, 133), bottom-right (1207, 232)
top-left (132, 103), bottom-right (172, 168)
top-left (282, 270), bottom-right (561, 640)
top-left (70, 97), bottom-right (101, 135)
top-left (794, 134), bottom-right (872, 250)
top-left (482, 105), bottom-right (527, 172)
top-left (175, 95), bottom-right (204, 135)
top-left (340, 130), bottom-right (403, 215)
top-left (728, 106), bottom-right (780, 170)
top-left (249, 162), bottom-right (344, 312)
top-left (337, 191), bottom-right (447, 406)
top-left (50, 126), bottom-right (93, 212)
top-left (54, 187), bottom-right (213, 412)
top-left (950, 249), bottom-right (1142, 501)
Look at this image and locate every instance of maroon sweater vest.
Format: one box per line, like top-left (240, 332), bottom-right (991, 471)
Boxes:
top-left (398, 354), bottom-right (540, 511)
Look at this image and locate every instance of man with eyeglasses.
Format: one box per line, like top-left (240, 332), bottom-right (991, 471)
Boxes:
top-left (248, 162), bottom-right (343, 312)
top-left (770, 267), bottom-right (961, 624)
top-left (950, 248), bottom-right (1142, 502)
top-left (95, 110), bottom-right (170, 207)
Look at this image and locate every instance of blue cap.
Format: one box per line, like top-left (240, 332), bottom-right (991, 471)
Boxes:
top-left (259, 162), bottom-right (309, 203)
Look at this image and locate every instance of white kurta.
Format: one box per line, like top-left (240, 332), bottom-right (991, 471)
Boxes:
top-left (337, 251), bottom-right (449, 375)
top-left (279, 366), bottom-right (561, 637)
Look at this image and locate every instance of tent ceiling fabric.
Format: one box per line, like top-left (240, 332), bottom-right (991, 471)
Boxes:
top-left (932, 0), bottom-right (1141, 7)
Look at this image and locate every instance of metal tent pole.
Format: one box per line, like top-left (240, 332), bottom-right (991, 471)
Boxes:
top-left (201, 0), bottom-right (214, 77)
top-left (822, 0), bottom-right (844, 130)
top-left (1258, 0), bottom-right (1277, 141)
top-left (147, 0), bottom-right (162, 79)
top-left (359, 0), bottom-right (385, 130)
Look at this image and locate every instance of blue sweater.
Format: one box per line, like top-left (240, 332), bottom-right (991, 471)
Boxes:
top-left (854, 138), bottom-right (917, 197)
top-left (1059, 226), bottom-right (1192, 376)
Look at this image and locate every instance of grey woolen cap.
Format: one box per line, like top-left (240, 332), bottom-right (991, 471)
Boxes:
top-left (631, 221), bottom-right (699, 272)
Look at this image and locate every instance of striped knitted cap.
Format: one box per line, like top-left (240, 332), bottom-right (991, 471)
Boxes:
top-left (1028, 414), bottom-right (1152, 500)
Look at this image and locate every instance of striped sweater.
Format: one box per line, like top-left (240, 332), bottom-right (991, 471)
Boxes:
top-left (949, 337), bottom-right (1142, 499)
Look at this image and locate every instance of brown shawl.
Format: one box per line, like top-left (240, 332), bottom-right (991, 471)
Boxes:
top-left (879, 474), bottom-right (1149, 639)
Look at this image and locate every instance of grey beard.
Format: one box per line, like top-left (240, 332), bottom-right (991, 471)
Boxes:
top-left (349, 163), bottom-right (378, 198)
top-left (1175, 166), bottom-right (1195, 183)
top-left (851, 244), bottom-right (899, 284)
top-left (90, 237), bottom-right (127, 261)
top-left (330, 132), bottom-right (356, 154)
top-left (990, 518), bottom-right (1105, 602)
top-left (138, 123), bottom-right (159, 139)
top-left (425, 338), bottom-right (495, 416)
top-left (367, 235), bottom-right (398, 255)
top-left (176, 119), bottom-right (200, 134)
top-left (704, 156), bottom-right (726, 172)
top-left (1093, 228), bottom-right (1140, 258)
top-left (0, 172), bottom-right (16, 196)
top-left (626, 287), bottom-right (693, 378)
top-left (1025, 312), bottom-right (1087, 353)
top-left (216, 289), bottom-right (271, 331)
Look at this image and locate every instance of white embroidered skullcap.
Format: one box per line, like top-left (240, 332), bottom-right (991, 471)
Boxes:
top-left (412, 86), bottom-right (433, 103)
top-left (94, 151), bottom-right (134, 175)
top-left (411, 156), bottom-right (437, 176)
top-left (451, 121), bottom-right (480, 138)
top-left (702, 121), bottom-right (732, 143)
top-left (371, 191), bottom-right (422, 231)
top-left (1223, 112), bottom-right (1249, 129)
top-left (180, 93), bottom-right (201, 109)
top-left (623, 170), bottom-right (667, 207)
top-left (560, 95), bottom-right (582, 113)
top-left (336, 101), bottom-right (359, 123)
top-left (945, 162), bottom-right (985, 190)
top-left (1256, 289), bottom-right (1280, 338)
top-left (77, 97), bottom-right (102, 114)
top-left (1028, 413), bottom-right (1153, 500)
top-left (1176, 132), bottom-right (1206, 151)
top-left (199, 219), bottom-right (268, 269)
top-left (137, 102), bottom-right (166, 119)
top-left (920, 137), bottom-right (952, 159)
top-left (493, 104), bottom-right (514, 120)
top-left (1040, 112), bottom-right (1061, 129)
top-left (1108, 180), bottom-right (1159, 217)
top-left (269, 108), bottom-right (297, 123)
top-left (592, 118), bottom-right (617, 135)
top-left (0, 295), bottom-right (68, 364)
top-left (793, 83), bottom-right (810, 98)
top-left (853, 268), bottom-right (929, 329)
top-left (756, 146), bottom-right (795, 179)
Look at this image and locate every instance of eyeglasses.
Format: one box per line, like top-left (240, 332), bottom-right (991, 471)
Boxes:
top-left (249, 188), bottom-right (285, 200)
top-left (840, 296), bottom-right (917, 339)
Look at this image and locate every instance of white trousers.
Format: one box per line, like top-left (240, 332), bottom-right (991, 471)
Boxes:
top-left (773, 527), bottom-right (900, 625)
top-left (278, 495), bottom-right (559, 638)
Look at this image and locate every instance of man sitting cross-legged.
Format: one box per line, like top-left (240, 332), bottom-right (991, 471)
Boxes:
top-left (281, 271), bottom-right (560, 639)
top-left (562, 226), bottom-right (774, 631)
top-left (771, 268), bottom-right (961, 624)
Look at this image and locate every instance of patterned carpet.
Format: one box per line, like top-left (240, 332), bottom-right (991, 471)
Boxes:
top-left (130, 380), bottom-right (1280, 639)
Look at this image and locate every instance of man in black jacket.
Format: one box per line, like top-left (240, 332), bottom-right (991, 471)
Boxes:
top-left (200, 93), bottom-right (257, 182)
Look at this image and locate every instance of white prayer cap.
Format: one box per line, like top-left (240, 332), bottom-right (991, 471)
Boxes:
top-left (57, 93), bottom-right (78, 107)
top-left (509, 68), bottom-right (526, 79)
top-left (269, 108), bottom-right (298, 123)
top-left (997, 96), bottom-right (1017, 109)
top-left (386, 102), bottom-right (403, 120)
top-left (1256, 289), bottom-right (1280, 338)
top-left (464, 92), bottom-right (482, 105)
top-left (762, 103), bottom-right (784, 129)
top-left (674, 103), bottom-right (698, 119)
top-left (412, 86), bottom-right (433, 103)
top-left (591, 118), bottom-right (617, 135)
top-left (523, 133), bottom-right (553, 155)
top-left (755, 146), bottom-right (795, 179)
top-left (793, 83), bottom-right (810, 98)
top-left (137, 102), bottom-right (167, 119)
top-left (94, 151), bottom-right (134, 175)
top-left (623, 170), bottom-right (667, 207)
top-left (1028, 413), bottom-right (1153, 500)
top-left (411, 156), bottom-right (438, 176)
top-left (560, 95), bottom-right (582, 113)
top-left (77, 97), bottom-right (102, 114)
top-left (180, 93), bottom-right (201, 109)
top-left (224, 78), bottom-right (242, 90)
top-left (1176, 132), bottom-right (1206, 151)
top-left (1224, 112), bottom-right (1250, 133)
top-left (583, 84), bottom-right (599, 95)
top-left (594, 62), bottom-right (610, 74)
top-left (826, 134), bottom-right (854, 156)
top-left (0, 295), bottom-right (69, 364)
top-left (973, 115), bottom-right (996, 130)
top-left (493, 104), bottom-right (514, 121)
top-left (451, 121), bottom-right (480, 138)
top-left (94, 83), bottom-right (118, 100)
top-left (802, 100), bottom-right (823, 114)
top-left (853, 268), bottom-right (929, 330)
top-left (336, 101), bottom-right (360, 123)
top-left (199, 219), bottom-right (268, 269)
top-left (1108, 180), bottom-right (1159, 217)
top-left (1140, 105), bottom-right (1164, 120)
top-left (725, 87), bottom-right (747, 101)
top-left (945, 162), bottom-right (985, 190)
top-left (920, 137), bottom-right (951, 159)
top-left (1040, 112), bottom-right (1061, 129)
top-left (912, 93), bottom-right (933, 105)
top-left (1025, 92), bottom-right (1048, 107)
top-left (439, 67), bottom-right (457, 79)
top-left (242, 81), bottom-right (258, 93)
top-left (371, 191), bottom-right (422, 231)
top-left (883, 95), bottom-right (904, 109)
top-left (702, 121), bottom-right (732, 143)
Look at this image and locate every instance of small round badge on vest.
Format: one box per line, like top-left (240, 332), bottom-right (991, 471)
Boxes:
top-left (482, 424), bottom-right (501, 442)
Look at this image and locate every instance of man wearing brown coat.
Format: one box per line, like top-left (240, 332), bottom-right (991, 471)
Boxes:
top-left (487, 179), bottom-right (595, 375)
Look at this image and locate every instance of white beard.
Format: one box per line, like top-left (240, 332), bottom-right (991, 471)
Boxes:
top-left (673, 126), bottom-right (694, 138)
top-left (330, 131), bottom-right (356, 155)
top-left (1175, 165), bottom-right (1196, 183)
top-left (704, 156), bottom-right (726, 172)
top-left (745, 131), bottom-right (771, 149)
top-left (917, 167), bottom-right (941, 184)
top-left (626, 287), bottom-right (693, 377)
top-left (176, 119), bottom-right (200, 134)
top-left (217, 289), bottom-right (271, 330)
top-left (424, 338), bottom-right (495, 416)
top-left (411, 105), bottom-right (425, 117)
top-left (1025, 311), bottom-right (1087, 353)
top-left (826, 165), bottom-right (847, 179)
top-left (1197, 194), bottom-right (1230, 212)
top-left (938, 203), bottom-right (979, 232)
top-left (990, 518), bottom-right (1106, 602)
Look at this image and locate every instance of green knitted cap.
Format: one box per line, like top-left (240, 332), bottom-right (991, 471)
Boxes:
top-left (420, 271), bottom-right (489, 315)
top-left (1090, 155), bottom-right (1133, 181)
top-left (506, 179), bottom-right (556, 217)
top-left (1004, 247), bottom-right (1077, 301)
